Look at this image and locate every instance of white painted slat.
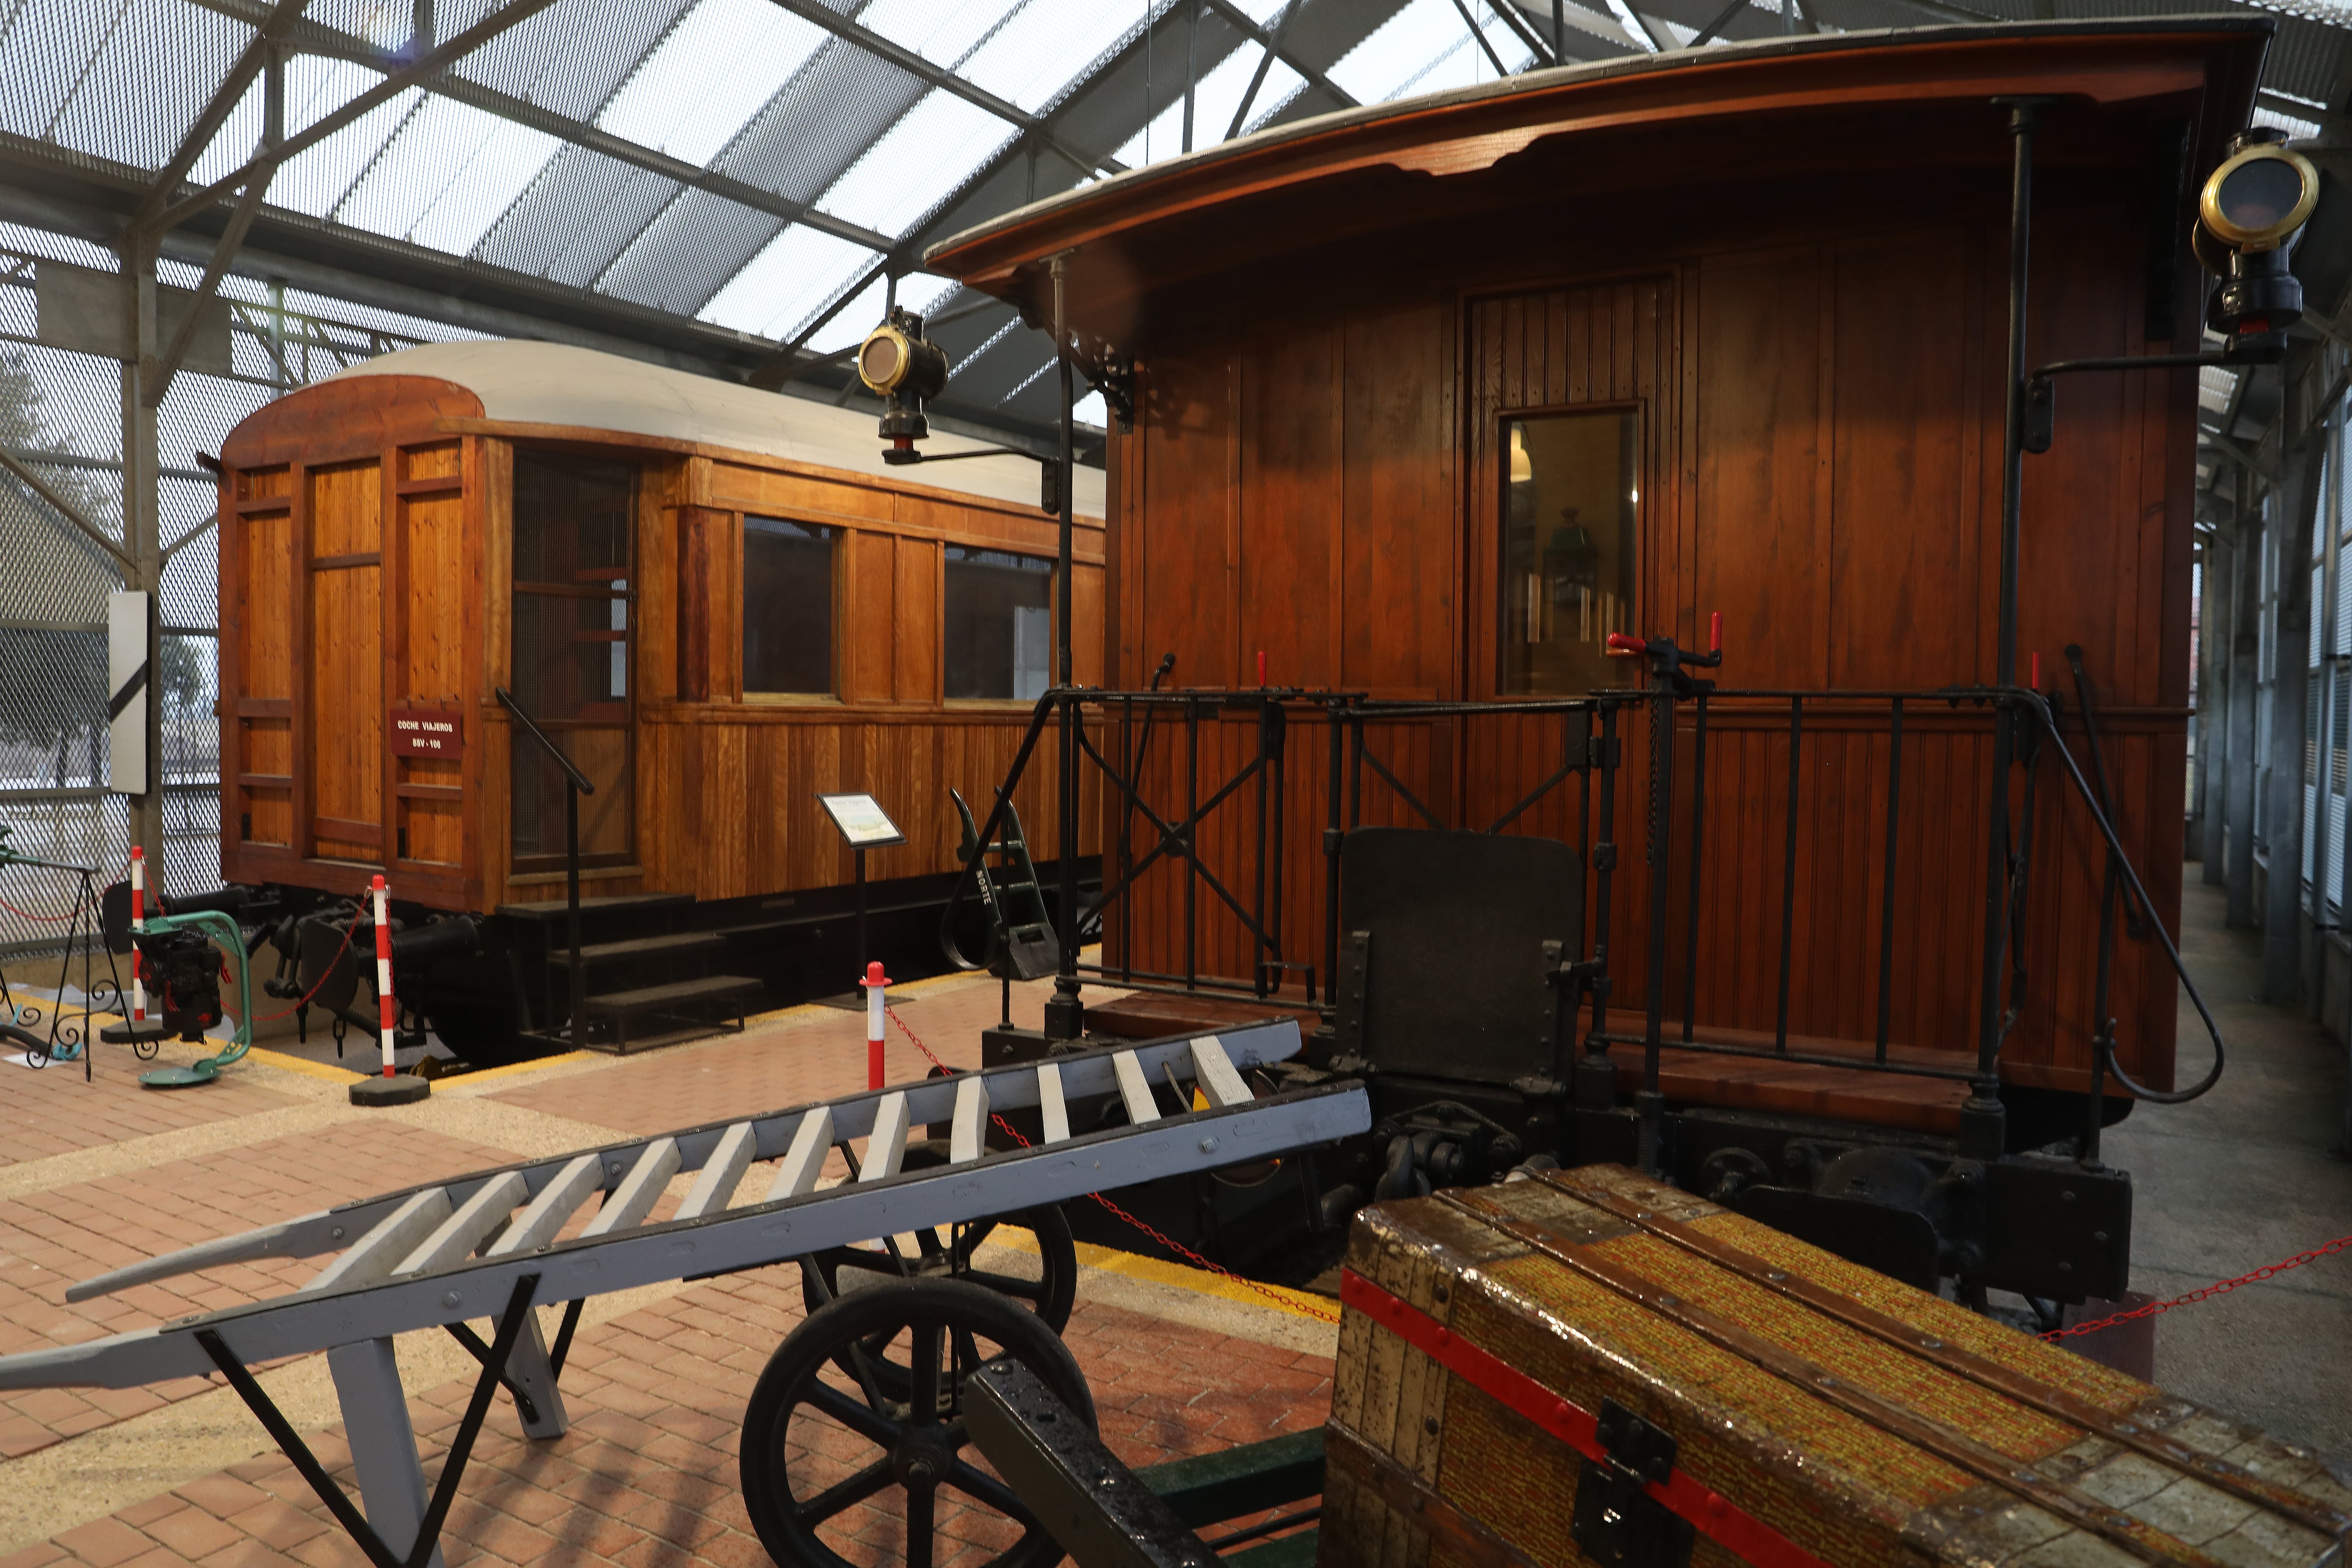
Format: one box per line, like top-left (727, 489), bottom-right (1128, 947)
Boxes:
top-left (486, 1155), bottom-right (603, 1257)
top-left (1112, 1051), bottom-right (1160, 1125)
top-left (580, 1137), bottom-right (681, 1237)
top-left (1038, 1063), bottom-right (1069, 1144)
top-left (1190, 1036), bottom-right (1253, 1109)
top-left (765, 1109), bottom-right (833, 1201)
top-left (859, 1092), bottom-right (910, 1183)
top-left (306, 1189), bottom-right (453, 1293)
top-left (949, 1077), bottom-right (990, 1164)
top-left (675, 1123), bottom-right (756, 1221)
top-left (396, 1172), bottom-right (530, 1276)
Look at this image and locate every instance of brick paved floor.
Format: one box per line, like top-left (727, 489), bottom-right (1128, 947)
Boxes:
top-left (0, 965), bottom-right (1327, 1568)
top-left (0, 1122), bottom-right (525, 1459)
top-left (0, 1265), bottom-right (1331, 1568)
top-left (487, 977), bottom-right (1049, 1137)
top-left (0, 1048), bottom-right (303, 1167)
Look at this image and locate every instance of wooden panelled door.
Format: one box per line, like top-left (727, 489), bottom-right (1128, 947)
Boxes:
top-left (509, 450), bottom-right (636, 870)
top-left (309, 459), bottom-right (386, 862)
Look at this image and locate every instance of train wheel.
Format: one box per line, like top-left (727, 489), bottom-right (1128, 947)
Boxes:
top-left (423, 997), bottom-right (540, 1068)
top-left (740, 1278), bottom-right (1091, 1568)
top-left (798, 1141), bottom-right (1077, 1394)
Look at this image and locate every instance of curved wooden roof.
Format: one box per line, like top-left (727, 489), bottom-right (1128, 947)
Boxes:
top-left (925, 19), bottom-right (2267, 342)
top-left (310, 340), bottom-right (1105, 517)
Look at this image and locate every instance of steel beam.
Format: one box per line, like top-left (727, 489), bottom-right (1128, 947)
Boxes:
top-left (1199, 0), bottom-right (1357, 111)
top-left (152, 0), bottom-right (566, 235)
top-left (133, 0), bottom-right (313, 233)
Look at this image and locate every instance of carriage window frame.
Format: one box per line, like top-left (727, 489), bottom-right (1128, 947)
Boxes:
top-left (741, 515), bottom-right (840, 702)
top-left (508, 446), bottom-right (638, 874)
top-left (1494, 402), bottom-right (1644, 698)
top-left (942, 544), bottom-right (1057, 705)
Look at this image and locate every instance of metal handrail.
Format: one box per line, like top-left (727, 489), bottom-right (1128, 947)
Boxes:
top-left (494, 687), bottom-right (591, 1041)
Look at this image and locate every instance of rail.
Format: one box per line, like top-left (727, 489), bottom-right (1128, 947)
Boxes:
top-left (493, 688), bottom-right (592, 1041)
top-left (940, 661), bottom-right (2224, 1158)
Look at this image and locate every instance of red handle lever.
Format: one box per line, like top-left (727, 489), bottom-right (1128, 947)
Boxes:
top-left (1605, 633), bottom-right (1647, 656)
top-left (1709, 611), bottom-right (1722, 655)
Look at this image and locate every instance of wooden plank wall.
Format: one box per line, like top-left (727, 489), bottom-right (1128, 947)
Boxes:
top-left (221, 372), bottom-right (1107, 917)
top-left (1102, 207), bottom-right (2192, 1091)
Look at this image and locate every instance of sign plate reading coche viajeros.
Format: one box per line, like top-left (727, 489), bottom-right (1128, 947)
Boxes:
top-left (390, 708), bottom-right (464, 758)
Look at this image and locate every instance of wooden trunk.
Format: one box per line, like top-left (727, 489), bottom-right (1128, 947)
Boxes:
top-left (1324, 1163), bottom-right (2352, 1568)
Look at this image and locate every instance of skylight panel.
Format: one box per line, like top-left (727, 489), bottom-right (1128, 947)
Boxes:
top-left (958, 0), bottom-right (1136, 113)
top-left (857, 0), bottom-right (1024, 69)
top-left (818, 90), bottom-right (1013, 239)
top-left (271, 57), bottom-right (420, 219)
top-left (0, 0), bottom-right (125, 140)
top-left (1109, 45), bottom-right (1301, 168)
top-left (187, 74), bottom-right (262, 186)
top-left (337, 95), bottom-right (561, 255)
top-left (805, 272), bottom-right (957, 355)
top-left (1330, 0), bottom-right (1527, 104)
top-left (596, 0), bottom-right (825, 167)
top-left (698, 223), bottom-right (881, 342)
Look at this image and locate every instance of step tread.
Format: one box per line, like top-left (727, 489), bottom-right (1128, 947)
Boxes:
top-left (547, 931), bottom-right (729, 967)
top-left (583, 975), bottom-right (765, 1015)
top-left (495, 892), bottom-right (695, 919)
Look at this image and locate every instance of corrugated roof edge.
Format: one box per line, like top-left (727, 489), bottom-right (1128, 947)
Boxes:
top-left (320, 340), bottom-right (1106, 518)
top-left (922, 15), bottom-right (2277, 270)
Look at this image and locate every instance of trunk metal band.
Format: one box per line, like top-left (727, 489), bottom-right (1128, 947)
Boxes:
top-left (1338, 1266), bottom-right (1837, 1568)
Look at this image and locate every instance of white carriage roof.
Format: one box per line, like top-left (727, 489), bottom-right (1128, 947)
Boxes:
top-left (323, 340), bottom-right (1104, 518)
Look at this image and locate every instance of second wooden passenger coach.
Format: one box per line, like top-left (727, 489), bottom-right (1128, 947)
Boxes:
top-left (212, 339), bottom-right (1105, 1054)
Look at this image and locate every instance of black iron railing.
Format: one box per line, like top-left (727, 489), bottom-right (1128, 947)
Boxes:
top-left (940, 666), bottom-right (2224, 1158)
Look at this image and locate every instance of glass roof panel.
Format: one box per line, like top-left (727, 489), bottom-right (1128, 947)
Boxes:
top-left (273, 57), bottom-right (421, 219)
top-left (805, 271), bottom-right (958, 354)
top-left (1110, 45), bottom-right (1301, 168)
top-left (338, 95), bottom-right (564, 255)
top-left (1330, 0), bottom-right (1530, 103)
top-left (596, 0), bottom-right (827, 167)
top-left (857, 0), bottom-right (1026, 69)
top-left (0, 0), bottom-right (128, 141)
top-left (958, 0), bottom-right (1141, 113)
top-left (817, 88), bottom-right (1016, 239)
top-left (188, 75), bottom-right (263, 186)
top-left (48, 0), bottom-right (249, 169)
top-left (697, 223), bottom-right (882, 341)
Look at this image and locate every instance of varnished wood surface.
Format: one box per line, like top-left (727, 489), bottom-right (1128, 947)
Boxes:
top-left (942, 33), bottom-right (2229, 1098)
top-left (217, 377), bottom-right (1108, 917)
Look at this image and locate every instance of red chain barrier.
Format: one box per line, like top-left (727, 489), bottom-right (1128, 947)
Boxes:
top-left (0, 897), bottom-right (77, 924)
top-left (2043, 1232), bottom-right (2352, 1341)
top-left (884, 1004), bottom-right (1342, 1325)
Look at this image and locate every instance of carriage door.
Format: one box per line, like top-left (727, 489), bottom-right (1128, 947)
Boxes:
top-left (308, 460), bottom-right (386, 862)
top-left (509, 451), bottom-right (635, 869)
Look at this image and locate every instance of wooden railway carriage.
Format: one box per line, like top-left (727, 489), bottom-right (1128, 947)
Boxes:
top-left (213, 340), bottom-right (1106, 1053)
top-left (924, 22), bottom-right (2261, 1300)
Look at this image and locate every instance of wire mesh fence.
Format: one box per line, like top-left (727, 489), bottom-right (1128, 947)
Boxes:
top-left (0, 231), bottom-right (454, 954)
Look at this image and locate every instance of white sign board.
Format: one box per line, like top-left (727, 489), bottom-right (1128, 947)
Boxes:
top-left (107, 591), bottom-right (149, 796)
top-left (818, 793), bottom-right (905, 849)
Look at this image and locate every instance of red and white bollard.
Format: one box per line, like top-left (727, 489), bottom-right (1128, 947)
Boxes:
top-left (861, 961), bottom-right (888, 1090)
top-left (371, 876), bottom-right (396, 1078)
top-left (128, 846), bottom-right (147, 1027)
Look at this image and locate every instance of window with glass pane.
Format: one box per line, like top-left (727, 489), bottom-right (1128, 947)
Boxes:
top-left (1500, 409), bottom-right (1640, 694)
top-left (944, 546), bottom-right (1053, 700)
top-left (510, 452), bottom-right (635, 866)
top-left (743, 517), bottom-right (836, 694)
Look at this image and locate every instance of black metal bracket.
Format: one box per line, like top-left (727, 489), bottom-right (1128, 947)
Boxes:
top-left (1572, 1399), bottom-right (1694, 1568)
top-left (195, 1273), bottom-right (543, 1568)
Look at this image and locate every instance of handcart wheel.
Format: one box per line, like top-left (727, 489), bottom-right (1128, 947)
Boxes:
top-left (741, 1277), bottom-right (1094, 1568)
top-left (798, 1140), bottom-right (1078, 1383)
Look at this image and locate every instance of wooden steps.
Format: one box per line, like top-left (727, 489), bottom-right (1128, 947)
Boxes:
top-left (545, 931), bottom-right (729, 968)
